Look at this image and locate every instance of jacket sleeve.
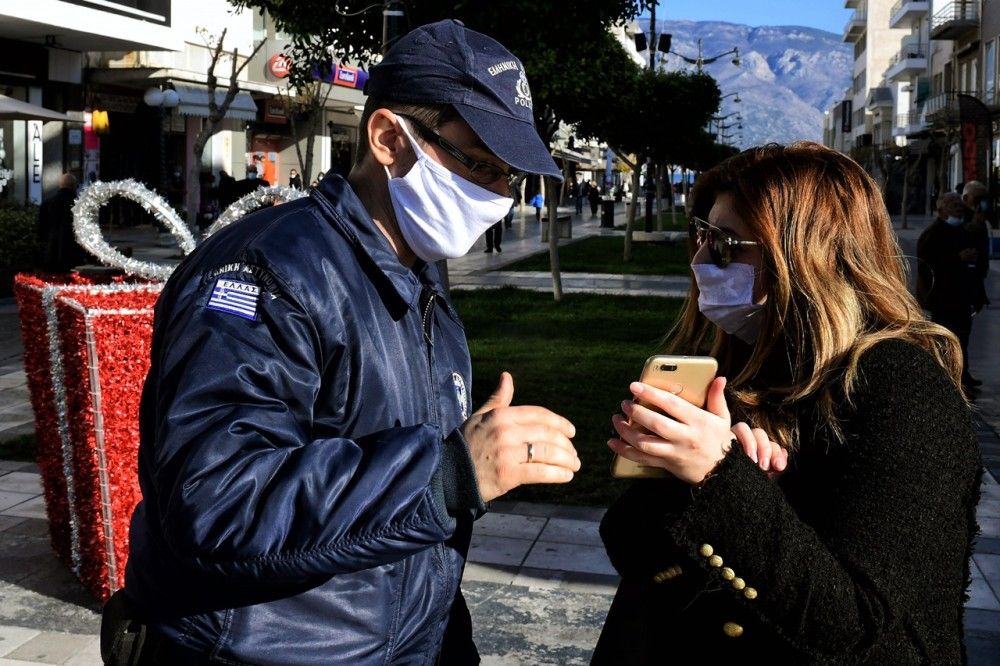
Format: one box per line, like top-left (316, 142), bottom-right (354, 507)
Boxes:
top-left (143, 267), bottom-right (473, 584)
top-left (615, 344), bottom-right (980, 660)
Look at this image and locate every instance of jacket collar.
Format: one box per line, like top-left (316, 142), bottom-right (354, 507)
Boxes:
top-left (312, 174), bottom-right (447, 310)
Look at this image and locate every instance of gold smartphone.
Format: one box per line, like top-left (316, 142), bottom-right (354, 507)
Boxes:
top-left (610, 355), bottom-right (719, 479)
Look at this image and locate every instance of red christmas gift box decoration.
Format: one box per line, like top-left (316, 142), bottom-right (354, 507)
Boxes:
top-left (14, 274), bottom-right (161, 602)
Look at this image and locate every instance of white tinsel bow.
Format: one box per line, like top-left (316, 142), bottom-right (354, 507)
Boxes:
top-left (72, 179), bottom-right (307, 281)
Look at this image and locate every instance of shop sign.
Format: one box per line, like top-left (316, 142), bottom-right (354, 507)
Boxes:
top-left (28, 121), bottom-right (42, 204)
top-left (264, 98), bottom-right (288, 124)
top-left (267, 54), bottom-right (293, 79)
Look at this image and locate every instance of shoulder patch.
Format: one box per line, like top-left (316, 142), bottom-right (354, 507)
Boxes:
top-left (452, 372), bottom-right (469, 420)
top-left (207, 278), bottom-right (259, 320)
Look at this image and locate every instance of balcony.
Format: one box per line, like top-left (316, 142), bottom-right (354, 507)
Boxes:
top-left (866, 86), bottom-right (894, 109)
top-left (845, 0), bottom-right (860, 7)
top-left (930, 1), bottom-right (980, 40)
top-left (922, 90), bottom-right (983, 123)
top-left (894, 111), bottom-right (927, 136)
top-left (885, 36), bottom-right (928, 80)
top-left (889, 0), bottom-right (929, 29)
top-left (844, 7), bottom-right (868, 42)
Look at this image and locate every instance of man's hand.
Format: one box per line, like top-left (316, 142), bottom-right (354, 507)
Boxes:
top-left (462, 372), bottom-right (580, 503)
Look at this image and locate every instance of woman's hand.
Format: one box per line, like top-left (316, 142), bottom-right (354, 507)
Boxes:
top-left (730, 421), bottom-right (787, 480)
top-left (608, 377), bottom-right (734, 484)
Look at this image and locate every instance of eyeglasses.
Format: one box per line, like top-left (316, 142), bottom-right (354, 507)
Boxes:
top-left (395, 113), bottom-right (525, 190)
top-left (689, 215), bottom-right (759, 268)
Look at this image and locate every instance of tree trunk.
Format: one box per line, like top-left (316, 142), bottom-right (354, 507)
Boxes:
top-left (654, 162), bottom-right (664, 231)
top-left (546, 174), bottom-right (563, 301)
top-left (624, 165), bottom-right (641, 263)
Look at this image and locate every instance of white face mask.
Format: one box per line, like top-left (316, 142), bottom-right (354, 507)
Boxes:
top-left (385, 119), bottom-right (513, 263)
top-left (692, 263), bottom-right (764, 344)
top-left (945, 215), bottom-right (963, 226)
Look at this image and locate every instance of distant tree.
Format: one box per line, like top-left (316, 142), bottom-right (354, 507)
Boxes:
top-left (229, 0), bottom-right (643, 300)
top-left (189, 27), bottom-right (265, 227)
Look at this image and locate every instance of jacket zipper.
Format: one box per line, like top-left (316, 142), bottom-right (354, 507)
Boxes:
top-left (420, 288), bottom-right (436, 413)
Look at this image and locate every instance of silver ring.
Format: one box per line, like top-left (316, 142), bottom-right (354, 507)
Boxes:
top-left (526, 442), bottom-right (534, 463)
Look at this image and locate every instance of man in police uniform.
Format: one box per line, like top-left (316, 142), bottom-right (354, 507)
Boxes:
top-left (103, 20), bottom-right (579, 665)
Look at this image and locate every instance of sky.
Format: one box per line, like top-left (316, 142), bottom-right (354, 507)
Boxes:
top-left (640, 1), bottom-right (850, 34)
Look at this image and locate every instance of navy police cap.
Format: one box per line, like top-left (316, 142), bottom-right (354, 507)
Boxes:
top-left (365, 19), bottom-right (562, 180)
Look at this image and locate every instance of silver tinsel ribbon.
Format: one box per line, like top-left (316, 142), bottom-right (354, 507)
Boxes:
top-left (72, 179), bottom-right (196, 281)
top-left (72, 180), bottom-right (308, 279)
top-left (204, 185), bottom-right (307, 239)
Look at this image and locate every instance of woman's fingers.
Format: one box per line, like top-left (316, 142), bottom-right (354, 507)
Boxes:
top-left (753, 428), bottom-right (772, 471)
top-left (731, 422), bottom-right (788, 478)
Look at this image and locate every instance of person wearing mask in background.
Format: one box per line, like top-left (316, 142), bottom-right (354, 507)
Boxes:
top-left (918, 191), bottom-right (982, 396)
top-left (594, 143), bottom-right (981, 664)
top-left (288, 168), bottom-right (302, 190)
top-left (101, 20), bottom-right (579, 666)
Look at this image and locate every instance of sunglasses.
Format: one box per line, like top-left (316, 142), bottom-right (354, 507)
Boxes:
top-left (689, 216), bottom-right (759, 268)
top-left (395, 113), bottom-right (525, 190)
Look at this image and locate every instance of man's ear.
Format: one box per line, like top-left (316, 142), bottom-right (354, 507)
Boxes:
top-left (367, 109), bottom-right (405, 168)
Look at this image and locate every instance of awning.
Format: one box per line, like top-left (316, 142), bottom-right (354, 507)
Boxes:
top-left (0, 94), bottom-right (80, 122)
top-left (172, 84), bottom-right (258, 121)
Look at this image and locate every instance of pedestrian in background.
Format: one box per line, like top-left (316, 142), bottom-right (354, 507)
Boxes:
top-left (595, 142), bottom-right (981, 664)
top-left (483, 219), bottom-right (503, 253)
top-left (587, 180), bottom-right (601, 217)
top-left (918, 191), bottom-right (983, 395)
top-left (102, 20), bottom-right (579, 666)
top-left (288, 168), bottom-right (302, 190)
top-left (530, 191), bottom-right (544, 222)
top-left (574, 178), bottom-right (585, 215)
top-left (37, 173), bottom-right (88, 273)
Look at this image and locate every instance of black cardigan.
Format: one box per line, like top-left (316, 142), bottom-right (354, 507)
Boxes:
top-left (593, 339), bottom-right (983, 664)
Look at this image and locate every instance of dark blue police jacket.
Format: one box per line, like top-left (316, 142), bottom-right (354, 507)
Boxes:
top-left (124, 175), bottom-right (485, 664)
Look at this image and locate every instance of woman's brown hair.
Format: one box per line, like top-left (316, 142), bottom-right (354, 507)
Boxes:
top-left (668, 141), bottom-right (963, 449)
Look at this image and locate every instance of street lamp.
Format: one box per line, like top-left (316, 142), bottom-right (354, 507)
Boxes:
top-left (720, 92), bottom-right (742, 103)
top-left (664, 37), bottom-right (740, 72)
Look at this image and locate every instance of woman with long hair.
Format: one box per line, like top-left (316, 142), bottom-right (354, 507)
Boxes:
top-left (593, 142), bottom-right (982, 664)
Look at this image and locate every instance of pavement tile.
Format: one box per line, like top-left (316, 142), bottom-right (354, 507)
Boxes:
top-left (966, 636), bottom-right (1000, 666)
top-left (511, 567), bottom-right (566, 591)
top-left (4, 519), bottom-right (48, 538)
top-left (560, 572), bottom-right (620, 596)
top-left (0, 463), bottom-right (27, 473)
top-left (550, 505), bottom-right (607, 522)
top-left (965, 609), bottom-right (1000, 638)
top-left (981, 519), bottom-right (1000, 540)
top-left (523, 542), bottom-right (616, 577)
top-left (509, 502), bottom-right (562, 518)
top-left (473, 513), bottom-right (547, 541)
top-left (0, 372), bottom-right (26, 391)
top-left (537, 518), bottom-right (603, 547)
top-left (1, 497), bottom-right (47, 520)
top-left (0, 627), bottom-right (40, 659)
top-left (977, 537), bottom-right (1000, 556)
top-left (462, 562), bottom-right (519, 586)
top-left (468, 535), bottom-right (534, 567)
top-left (0, 516), bottom-right (26, 533)
top-left (0, 492), bottom-right (35, 514)
top-left (4, 631), bottom-right (94, 665)
top-left (0, 474), bottom-right (42, 496)
top-left (63, 637), bottom-right (101, 666)
top-left (968, 577), bottom-right (1000, 611)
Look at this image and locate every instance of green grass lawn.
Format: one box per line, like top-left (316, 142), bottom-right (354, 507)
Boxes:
top-left (452, 287), bottom-right (684, 507)
top-left (615, 209), bottom-right (690, 232)
top-left (500, 236), bottom-right (692, 276)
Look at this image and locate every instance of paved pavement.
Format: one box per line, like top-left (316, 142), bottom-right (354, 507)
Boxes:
top-left (0, 206), bottom-right (998, 664)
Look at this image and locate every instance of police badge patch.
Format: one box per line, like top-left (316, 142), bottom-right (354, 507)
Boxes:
top-left (206, 278), bottom-right (259, 320)
top-left (452, 372), bottom-right (469, 420)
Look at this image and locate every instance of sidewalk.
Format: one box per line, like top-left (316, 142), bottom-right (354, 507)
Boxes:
top-left (0, 207), bottom-right (998, 664)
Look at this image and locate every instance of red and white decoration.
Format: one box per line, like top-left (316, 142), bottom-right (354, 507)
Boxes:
top-left (16, 179), bottom-right (305, 601)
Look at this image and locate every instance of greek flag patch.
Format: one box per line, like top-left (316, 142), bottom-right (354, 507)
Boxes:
top-left (207, 278), bottom-right (259, 320)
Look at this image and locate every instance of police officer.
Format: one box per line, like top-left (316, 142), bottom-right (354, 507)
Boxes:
top-left (103, 20), bottom-right (579, 665)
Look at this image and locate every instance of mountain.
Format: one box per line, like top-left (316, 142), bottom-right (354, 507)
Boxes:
top-left (630, 19), bottom-right (853, 149)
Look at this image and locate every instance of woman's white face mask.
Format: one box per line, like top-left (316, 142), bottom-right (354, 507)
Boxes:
top-left (691, 262), bottom-right (764, 344)
top-left (385, 119), bottom-right (513, 263)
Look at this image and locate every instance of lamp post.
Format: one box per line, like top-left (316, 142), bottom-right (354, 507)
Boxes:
top-left (720, 92), bottom-right (742, 103)
top-left (664, 37), bottom-right (741, 72)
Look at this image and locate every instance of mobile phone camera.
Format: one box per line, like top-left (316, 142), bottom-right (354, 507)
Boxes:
top-left (659, 364), bottom-right (677, 371)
